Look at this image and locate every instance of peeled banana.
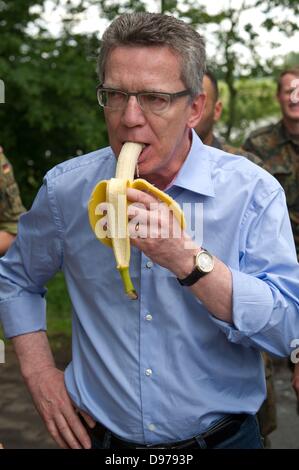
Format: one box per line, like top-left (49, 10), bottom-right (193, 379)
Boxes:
top-left (88, 142), bottom-right (186, 300)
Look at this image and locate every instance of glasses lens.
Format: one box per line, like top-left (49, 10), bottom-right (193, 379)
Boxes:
top-left (98, 89), bottom-right (127, 109)
top-left (139, 93), bottom-right (170, 113)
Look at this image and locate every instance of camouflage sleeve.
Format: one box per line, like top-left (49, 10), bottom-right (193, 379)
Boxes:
top-left (0, 150), bottom-right (26, 234)
top-left (243, 136), bottom-right (264, 159)
top-left (223, 143), bottom-right (271, 172)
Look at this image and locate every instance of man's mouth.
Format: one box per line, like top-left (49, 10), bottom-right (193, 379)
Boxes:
top-left (137, 144), bottom-right (150, 163)
top-left (121, 141), bottom-right (150, 160)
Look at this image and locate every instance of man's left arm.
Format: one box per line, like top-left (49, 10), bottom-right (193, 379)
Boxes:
top-left (127, 186), bottom-right (299, 357)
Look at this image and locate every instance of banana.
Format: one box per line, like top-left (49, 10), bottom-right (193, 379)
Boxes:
top-left (88, 142), bottom-right (186, 300)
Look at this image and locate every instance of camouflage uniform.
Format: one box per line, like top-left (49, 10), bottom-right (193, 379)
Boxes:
top-left (0, 146), bottom-right (26, 235)
top-left (211, 136), bottom-right (270, 169)
top-left (243, 120), bottom-right (299, 255)
top-left (211, 135), bottom-right (277, 442)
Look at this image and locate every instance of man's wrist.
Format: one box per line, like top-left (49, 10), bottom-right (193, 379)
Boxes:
top-left (174, 247), bottom-right (201, 279)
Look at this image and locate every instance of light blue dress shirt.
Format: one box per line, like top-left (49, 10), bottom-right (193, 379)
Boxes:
top-left (0, 131), bottom-right (299, 445)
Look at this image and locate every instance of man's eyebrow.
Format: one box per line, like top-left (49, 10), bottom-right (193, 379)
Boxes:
top-left (102, 84), bottom-right (170, 94)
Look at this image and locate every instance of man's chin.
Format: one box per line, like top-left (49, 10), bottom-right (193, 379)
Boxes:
top-left (284, 111), bottom-right (299, 123)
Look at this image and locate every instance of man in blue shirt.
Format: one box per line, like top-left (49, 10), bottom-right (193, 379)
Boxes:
top-left (0, 12), bottom-right (299, 450)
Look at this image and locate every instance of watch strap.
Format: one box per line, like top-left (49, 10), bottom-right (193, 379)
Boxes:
top-left (177, 266), bottom-right (207, 286)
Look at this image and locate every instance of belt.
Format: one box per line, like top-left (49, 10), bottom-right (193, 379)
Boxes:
top-left (85, 413), bottom-right (248, 449)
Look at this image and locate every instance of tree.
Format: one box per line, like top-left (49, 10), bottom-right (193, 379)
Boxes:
top-left (0, 0), bottom-right (107, 207)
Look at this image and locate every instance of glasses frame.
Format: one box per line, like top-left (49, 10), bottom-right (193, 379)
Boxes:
top-left (96, 85), bottom-right (191, 114)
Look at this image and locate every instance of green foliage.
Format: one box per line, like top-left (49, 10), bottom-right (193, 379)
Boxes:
top-left (281, 52), bottom-right (299, 69)
top-left (46, 272), bottom-right (72, 338)
top-left (96, 0), bottom-right (147, 21)
top-left (218, 77), bottom-right (280, 145)
top-left (0, 0), bottom-right (109, 208)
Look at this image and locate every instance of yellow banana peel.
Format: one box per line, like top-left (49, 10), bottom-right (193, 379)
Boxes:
top-left (88, 142), bottom-right (186, 300)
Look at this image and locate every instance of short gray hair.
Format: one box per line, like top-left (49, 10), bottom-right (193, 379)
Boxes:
top-left (97, 12), bottom-right (206, 97)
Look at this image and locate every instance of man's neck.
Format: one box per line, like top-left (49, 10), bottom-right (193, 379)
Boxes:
top-left (202, 131), bottom-right (214, 146)
top-left (282, 117), bottom-right (299, 137)
top-left (145, 162), bottom-right (183, 190)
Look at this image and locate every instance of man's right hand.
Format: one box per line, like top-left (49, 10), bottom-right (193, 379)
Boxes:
top-left (26, 367), bottom-right (95, 449)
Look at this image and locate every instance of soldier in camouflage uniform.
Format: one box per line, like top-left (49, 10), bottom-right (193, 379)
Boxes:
top-left (244, 67), bottom-right (299, 417)
top-left (244, 69), bottom-right (299, 255)
top-left (195, 70), bottom-right (277, 445)
top-left (0, 145), bottom-right (25, 448)
top-left (0, 145), bottom-right (26, 255)
top-left (195, 71), bottom-right (270, 168)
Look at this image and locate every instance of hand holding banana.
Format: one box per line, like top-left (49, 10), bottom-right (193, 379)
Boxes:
top-left (88, 142), bottom-right (186, 299)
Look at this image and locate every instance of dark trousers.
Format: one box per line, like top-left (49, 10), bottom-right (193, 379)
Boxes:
top-left (84, 414), bottom-right (264, 450)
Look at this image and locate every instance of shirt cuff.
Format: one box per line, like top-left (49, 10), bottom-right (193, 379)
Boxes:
top-left (210, 268), bottom-right (274, 344)
top-left (0, 294), bottom-right (46, 338)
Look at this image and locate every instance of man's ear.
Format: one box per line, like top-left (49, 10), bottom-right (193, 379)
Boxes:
top-left (187, 93), bottom-right (206, 129)
top-left (214, 100), bottom-right (223, 123)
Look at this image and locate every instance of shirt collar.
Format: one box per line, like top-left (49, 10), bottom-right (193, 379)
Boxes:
top-left (170, 129), bottom-right (215, 197)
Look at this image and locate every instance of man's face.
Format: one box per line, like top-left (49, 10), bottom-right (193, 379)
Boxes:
top-left (277, 73), bottom-right (299, 123)
top-left (103, 46), bottom-right (204, 180)
top-left (195, 75), bottom-right (222, 143)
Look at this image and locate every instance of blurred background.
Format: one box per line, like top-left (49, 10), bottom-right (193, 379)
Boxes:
top-left (0, 0), bottom-right (299, 449)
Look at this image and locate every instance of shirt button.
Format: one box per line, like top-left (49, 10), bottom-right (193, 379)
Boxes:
top-left (148, 423), bottom-right (156, 432)
top-left (145, 314), bottom-right (153, 321)
top-left (146, 260), bottom-right (153, 269)
top-left (145, 368), bottom-right (153, 377)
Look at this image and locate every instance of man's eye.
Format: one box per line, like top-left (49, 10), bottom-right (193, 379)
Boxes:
top-left (108, 91), bottom-right (123, 99)
top-left (147, 94), bottom-right (167, 103)
top-left (143, 94), bottom-right (169, 109)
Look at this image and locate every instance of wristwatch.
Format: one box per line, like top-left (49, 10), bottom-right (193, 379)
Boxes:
top-left (177, 248), bottom-right (214, 286)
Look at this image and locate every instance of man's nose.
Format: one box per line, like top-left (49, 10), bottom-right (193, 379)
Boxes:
top-left (121, 96), bottom-right (147, 127)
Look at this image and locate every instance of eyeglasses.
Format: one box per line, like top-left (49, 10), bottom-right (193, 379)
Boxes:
top-left (96, 85), bottom-right (191, 114)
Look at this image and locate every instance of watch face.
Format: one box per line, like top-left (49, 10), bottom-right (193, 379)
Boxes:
top-left (197, 251), bottom-right (214, 273)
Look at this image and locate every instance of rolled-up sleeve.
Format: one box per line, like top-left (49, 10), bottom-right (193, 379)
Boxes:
top-left (0, 176), bottom-right (63, 338)
top-left (210, 188), bottom-right (299, 357)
